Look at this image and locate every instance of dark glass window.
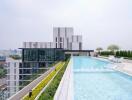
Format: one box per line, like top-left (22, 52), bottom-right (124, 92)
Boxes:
top-left (39, 50), bottom-right (45, 61)
top-left (60, 37), bottom-right (62, 42)
top-left (23, 49), bottom-right (38, 61)
top-left (60, 43), bottom-right (62, 48)
top-left (56, 43), bottom-right (57, 48)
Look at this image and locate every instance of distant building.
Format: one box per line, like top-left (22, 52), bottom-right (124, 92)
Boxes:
top-left (0, 56), bottom-right (6, 67)
top-left (53, 27), bottom-right (82, 50)
top-left (6, 58), bottom-right (21, 97)
top-left (0, 50), bottom-right (21, 57)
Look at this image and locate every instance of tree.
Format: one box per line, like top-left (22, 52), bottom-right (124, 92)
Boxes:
top-left (9, 55), bottom-right (21, 60)
top-left (128, 51), bottom-right (131, 57)
top-left (0, 67), bottom-right (6, 78)
top-left (116, 51), bottom-right (120, 57)
top-left (96, 47), bottom-right (103, 54)
top-left (107, 45), bottom-right (119, 52)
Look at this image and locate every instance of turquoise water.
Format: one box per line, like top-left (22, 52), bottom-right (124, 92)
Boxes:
top-left (73, 56), bottom-right (110, 70)
top-left (73, 56), bottom-right (132, 100)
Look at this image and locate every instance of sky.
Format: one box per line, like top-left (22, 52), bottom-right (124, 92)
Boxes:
top-left (0, 0), bottom-right (132, 50)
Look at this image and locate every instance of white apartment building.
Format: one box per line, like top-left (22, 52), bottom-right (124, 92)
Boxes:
top-left (23, 42), bottom-right (54, 48)
top-left (71, 35), bottom-right (82, 50)
top-left (53, 27), bottom-right (82, 50)
top-left (6, 58), bottom-right (21, 97)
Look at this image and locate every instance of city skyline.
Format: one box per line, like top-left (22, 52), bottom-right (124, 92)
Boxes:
top-left (0, 0), bottom-right (132, 50)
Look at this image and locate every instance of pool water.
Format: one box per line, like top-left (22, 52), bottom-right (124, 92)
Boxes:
top-left (73, 56), bottom-right (132, 100)
top-left (73, 56), bottom-right (110, 70)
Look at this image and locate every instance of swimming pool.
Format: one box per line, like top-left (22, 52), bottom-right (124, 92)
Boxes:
top-left (73, 56), bottom-right (132, 100)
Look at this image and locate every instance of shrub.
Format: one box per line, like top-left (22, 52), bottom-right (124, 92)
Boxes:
top-left (101, 50), bottom-right (132, 58)
top-left (0, 67), bottom-right (6, 78)
top-left (100, 51), bottom-right (114, 56)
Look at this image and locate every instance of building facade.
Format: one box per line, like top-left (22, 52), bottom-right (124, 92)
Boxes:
top-left (53, 27), bottom-right (82, 50)
top-left (19, 48), bottom-right (65, 90)
top-left (23, 42), bottom-right (54, 48)
top-left (6, 58), bottom-right (21, 97)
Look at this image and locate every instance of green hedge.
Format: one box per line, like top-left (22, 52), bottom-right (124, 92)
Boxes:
top-left (116, 51), bottom-right (132, 58)
top-left (100, 51), bottom-right (114, 56)
top-left (38, 59), bottom-right (69, 100)
top-left (100, 51), bottom-right (132, 58)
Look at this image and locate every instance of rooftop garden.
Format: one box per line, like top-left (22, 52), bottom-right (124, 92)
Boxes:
top-left (9, 55), bottom-right (21, 60)
top-left (38, 59), bottom-right (69, 100)
top-left (22, 59), bottom-right (69, 100)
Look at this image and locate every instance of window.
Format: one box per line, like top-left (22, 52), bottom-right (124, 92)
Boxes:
top-left (60, 37), bottom-right (62, 42)
top-left (14, 86), bottom-right (16, 92)
top-left (23, 49), bottom-right (38, 61)
top-left (56, 43), bottom-right (57, 48)
top-left (8, 81), bottom-right (10, 85)
top-left (14, 63), bottom-right (16, 67)
top-left (60, 43), bottom-right (62, 48)
top-left (14, 69), bottom-right (16, 74)
top-left (7, 69), bottom-right (10, 74)
top-left (79, 42), bottom-right (82, 50)
top-left (7, 75), bottom-right (10, 80)
top-left (14, 75), bottom-right (16, 80)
